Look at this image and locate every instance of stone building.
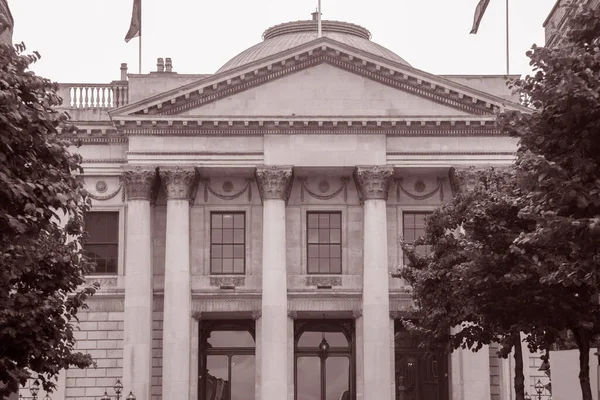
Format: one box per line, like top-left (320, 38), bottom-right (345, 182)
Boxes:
top-left (543, 0), bottom-right (600, 47)
top-left (29, 16), bottom-right (544, 400)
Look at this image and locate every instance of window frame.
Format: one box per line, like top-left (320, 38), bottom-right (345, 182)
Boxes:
top-left (83, 209), bottom-right (122, 276)
top-left (209, 211), bottom-right (247, 275)
top-left (306, 211), bottom-right (343, 275)
top-left (400, 210), bottom-right (434, 265)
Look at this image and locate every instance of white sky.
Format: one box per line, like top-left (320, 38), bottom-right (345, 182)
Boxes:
top-left (10, 0), bottom-right (557, 84)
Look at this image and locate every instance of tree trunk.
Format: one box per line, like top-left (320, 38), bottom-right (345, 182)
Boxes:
top-left (573, 327), bottom-right (593, 400)
top-left (513, 334), bottom-right (525, 400)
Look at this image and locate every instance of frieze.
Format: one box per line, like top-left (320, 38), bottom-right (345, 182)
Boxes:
top-left (191, 298), bottom-right (261, 313)
top-left (305, 276), bottom-right (342, 287)
top-left (159, 167), bottom-right (199, 201)
top-left (122, 166), bottom-right (157, 201)
top-left (83, 296), bottom-right (125, 312)
top-left (389, 297), bottom-right (416, 314)
top-left (202, 178), bottom-right (253, 202)
top-left (85, 276), bottom-right (118, 288)
top-left (395, 177), bottom-right (445, 202)
top-left (255, 166), bottom-right (294, 203)
top-left (353, 166), bottom-right (394, 202)
top-left (298, 177), bottom-right (349, 202)
top-left (288, 297), bottom-right (361, 312)
top-left (209, 276), bottom-right (246, 287)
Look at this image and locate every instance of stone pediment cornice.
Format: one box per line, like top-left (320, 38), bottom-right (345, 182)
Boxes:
top-left (110, 38), bottom-right (528, 118)
top-left (113, 115), bottom-right (501, 137)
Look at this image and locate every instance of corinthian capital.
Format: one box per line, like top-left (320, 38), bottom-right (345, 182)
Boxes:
top-left (353, 165), bottom-right (394, 201)
top-left (255, 166), bottom-right (294, 203)
top-left (159, 167), bottom-right (199, 201)
top-left (122, 166), bottom-right (157, 201)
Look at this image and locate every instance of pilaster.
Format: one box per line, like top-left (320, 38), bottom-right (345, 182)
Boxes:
top-left (122, 166), bottom-right (156, 400)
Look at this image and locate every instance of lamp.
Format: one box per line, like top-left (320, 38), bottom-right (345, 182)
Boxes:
top-left (30, 381), bottom-right (40, 399)
top-left (319, 336), bottom-right (330, 358)
top-left (126, 392), bottom-right (136, 400)
top-left (101, 380), bottom-right (133, 400)
top-left (524, 392), bottom-right (531, 400)
top-left (534, 379), bottom-right (545, 400)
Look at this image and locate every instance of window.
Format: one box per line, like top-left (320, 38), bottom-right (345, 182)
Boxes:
top-left (307, 212), bottom-right (342, 274)
top-left (211, 212), bottom-right (245, 274)
top-left (198, 320), bottom-right (255, 400)
top-left (84, 211), bottom-right (119, 275)
top-left (402, 212), bottom-right (432, 264)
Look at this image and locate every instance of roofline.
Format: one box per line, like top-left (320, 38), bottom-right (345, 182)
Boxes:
top-left (543, 0), bottom-right (562, 27)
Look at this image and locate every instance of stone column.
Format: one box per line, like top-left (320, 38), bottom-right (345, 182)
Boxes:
top-left (122, 167), bottom-right (156, 400)
top-left (255, 166), bottom-right (293, 400)
top-left (354, 165), bottom-right (394, 400)
top-left (159, 167), bottom-right (198, 400)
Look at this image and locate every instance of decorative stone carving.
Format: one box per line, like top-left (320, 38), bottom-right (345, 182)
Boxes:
top-left (287, 310), bottom-right (298, 319)
top-left (122, 166), bottom-right (157, 201)
top-left (192, 311), bottom-right (203, 320)
top-left (85, 276), bottom-right (118, 288)
top-left (305, 276), bottom-right (342, 287)
top-left (86, 183), bottom-right (123, 201)
top-left (353, 165), bottom-right (394, 201)
top-left (209, 276), bottom-right (245, 287)
top-left (414, 180), bottom-right (426, 193)
top-left (298, 177), bottom-right (349, 202)
top-left (255, 165), bottom-right (294, 203)
top-left (202, 178), bottom-right (253, 202)
top-left (252, 310), bottom-right (262, 320)
top-left (395, 177), bottom-right (445, 202)
top-left (222, 180), bottom-right (234, 193)
top-left (449, 166), bottom-right (484, 195)
top-left (318, 180), bottom-right (330, 193)
top-left (352, 309), bottom-right (363, 319)
top-left (95, 181), bottom-right (108, 193)
top-left (159, 166), bottom-right (198, 201)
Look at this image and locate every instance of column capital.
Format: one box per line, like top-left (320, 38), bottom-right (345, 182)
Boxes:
top-left (122, 166), bottom-right (158, 201)
top-left (353, 165), bottom-right (394, 201)
top-left (159, 167), bottom-right (199, 201)
top-left (255, 165), bottom-right (294, 203)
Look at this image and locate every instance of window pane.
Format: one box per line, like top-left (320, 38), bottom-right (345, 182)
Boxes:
top-left (319, 213), bottom-right (330, 227)
top-left (231, 355), bottom-right (255, 400)
top-left (223, 245), bottom-right (233, 258)
top-left (212, 229), bottom-right (223, 244)
top-left (223, 214), bottom-right (234, 228)
top-left (233, 259), bottom-right (244, 274)
top-left (233, 245), bottom-right (244, 258)
top-left (330, 229), bottom-right (341, 244)
top-left (330, 258), bottom-right (342, 274)
top-left (223, 259), bottom-right (233, 273)
top-left (233, 229), bottom-right (244, 244)
top-left (319, 245), bottom-right (329, 258)
top-left (330, 213), bottom-right (341, 228)
top-left (223, 229), bottom-right (234, 243)
top-left (233, 213), bottom-right (245, 229)
top-left (212, 245), bottom-right (222, 258)
top-left (308, 244), bottom-right (319, 258)
top-left (308, 258), bottom-right (319, 274)
top-left (297, 357), bottom-right (320, 400)
top-left (207, 330), bottom-right (255, 348)
top-left (326, 357), bottom-right (350, 400)
top-left (204, 355), bottom-right (229, 400)
top-left (212, 213), bottom-right (222, 228)
top-left (298, 331), bottom-right (350, 348)
top-left (308, 229), bottom-right (319, 243)
top-left (211, 259), bottom-right (222, 274)
top-left (307, 213), bottom-right (319, 228)
top-left (330, 245), bottom-right (341, 258)
top-left (319, 258), bottom-right (330, 273)
top-left (319, 229), bottom-right (329, 242)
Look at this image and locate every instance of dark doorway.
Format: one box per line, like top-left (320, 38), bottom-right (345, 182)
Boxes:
top-left (294, 319), bottom-right (355, 400)
top-left (198, 320), bottom-right (255, 400)
top-left (394, 320), bottom-right (448, 400)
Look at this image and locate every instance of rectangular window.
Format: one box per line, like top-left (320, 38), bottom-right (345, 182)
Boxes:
top-left (84, 211), bottom-right (119, 275)
top-left (307, 211), bottom-right (342, 274)
top-left (402, 212), bottom-right (432, 264)
top-left (211, 212), bottom-right (245, 274)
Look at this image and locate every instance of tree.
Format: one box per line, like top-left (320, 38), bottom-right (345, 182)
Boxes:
top-left (496, 5), bottom-right (600, 399)
top-left (0, 43), bottom-right (97, 397)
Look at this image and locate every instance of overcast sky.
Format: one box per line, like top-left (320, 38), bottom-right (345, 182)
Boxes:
top-left (10, 0), bottom-right (557, 83)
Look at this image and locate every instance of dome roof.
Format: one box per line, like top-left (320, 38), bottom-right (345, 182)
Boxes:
top-left (217, 20), bottom-right (410, 73)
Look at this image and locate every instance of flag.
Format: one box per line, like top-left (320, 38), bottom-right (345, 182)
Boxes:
top-left (125, 0), bottom-right (141, 42)
top-left (470, 0), bottom-right (490, 34)
top-left (0, 0), bottom-right (14, 36)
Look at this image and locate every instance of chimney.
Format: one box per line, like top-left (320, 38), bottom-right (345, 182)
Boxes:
top-left (157, 58), bottom-right (165, 72)
top-left (120, 63), bottom-right (128, 80)
top-left (165, 58), bottom-right (173, 72)
top-left (311, 10), bottom-right (319, 22)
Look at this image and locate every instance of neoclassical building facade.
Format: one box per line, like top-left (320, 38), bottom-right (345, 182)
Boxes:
top-left (34, 16), bottom-right (550, 400)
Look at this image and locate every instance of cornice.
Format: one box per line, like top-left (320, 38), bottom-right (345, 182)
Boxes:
top-left (110, 39), bottom-right (527, 118)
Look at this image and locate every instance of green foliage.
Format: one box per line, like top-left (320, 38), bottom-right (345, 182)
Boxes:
top-left (0, 43), bottom-right (97, 397)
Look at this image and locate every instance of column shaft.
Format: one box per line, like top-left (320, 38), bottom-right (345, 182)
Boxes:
top-left (160, 167), bottom-right (196, 400)
top-left (123, 168), bottom-right (156, 400)
top-left (255, 166), bottom-right (293, 400)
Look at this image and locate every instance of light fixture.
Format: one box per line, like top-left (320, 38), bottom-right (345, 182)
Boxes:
top-left (319, 336), bottom-right (330, 358)
top-left (43, 395), bottom-right (51, 400)
top-left (101, 391), bottom-right (111, 400)
top-left (534, 379), bottom-right (545, 400)
top-left (114, 380), bottom-right (124, 395)
top-left (126, 392), bottom-right (136, 400)
top-left (524, 393), bottom-right (531, 400)
top-left (30, 381), bottom-right (40, 399)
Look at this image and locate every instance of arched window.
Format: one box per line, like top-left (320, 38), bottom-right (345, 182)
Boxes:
top-left (294, 320), bottom-right (354, 400)
top-left (198, 321), bottom-right (255, 400)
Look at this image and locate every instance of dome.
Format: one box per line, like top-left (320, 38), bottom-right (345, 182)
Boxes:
top-left (216, 19), bottom-right (410, 73)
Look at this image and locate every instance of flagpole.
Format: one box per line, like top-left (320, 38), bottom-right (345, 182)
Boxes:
top-left (139, 0), bottom-right (142, 74)
top-left (317, 0), bottom-right (322, 38)
top-left (505, 0), bottom-right (510, 75)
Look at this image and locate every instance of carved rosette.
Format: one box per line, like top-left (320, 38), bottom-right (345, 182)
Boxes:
top-left (159, 167), bottom-right (198, 201)
top-left (353, 165), bottom-right (394, 202)
top-left (255, 166), bottom-right (294, 203)
top-left (122, 166), bottom-right (157, 201)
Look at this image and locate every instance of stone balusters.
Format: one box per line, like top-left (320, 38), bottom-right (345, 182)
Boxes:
top-left (353, 165), bottom-right (394, 400)
top-left (159, 167), bottom-right (199, 400)
top-left (122, 166), bottom-right (157, 400)
top-left (255, 166), bottom-right (294, 400)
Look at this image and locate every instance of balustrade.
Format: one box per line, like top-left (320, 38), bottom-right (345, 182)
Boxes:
top-left (58, 82), bottom-right (129, 108)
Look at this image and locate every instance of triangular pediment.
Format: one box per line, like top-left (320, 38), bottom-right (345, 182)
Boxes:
top-left (111, 38), bottom-right (528, 119)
